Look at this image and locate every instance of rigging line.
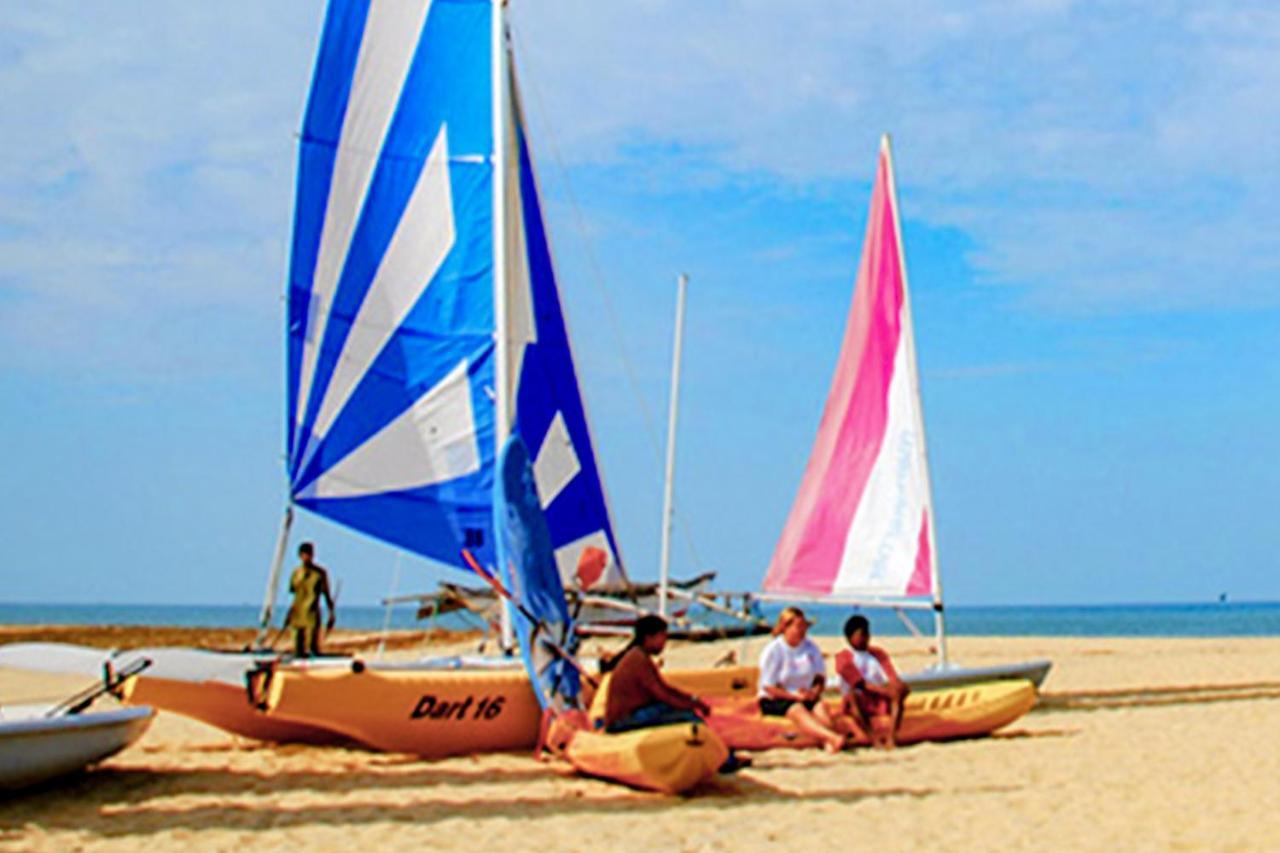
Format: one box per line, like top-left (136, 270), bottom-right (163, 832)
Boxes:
top-left (510, 28), bottom-right (705, 575)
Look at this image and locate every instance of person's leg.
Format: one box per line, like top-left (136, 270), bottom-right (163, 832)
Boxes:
top-left (834, 697), bottom-right (871, 743)
top-left (888, 684), bottom-right (909, 745)
top-left (785, 703), bottom-right (846, 753)
top-left (293, 628), bottom-right (306, 658)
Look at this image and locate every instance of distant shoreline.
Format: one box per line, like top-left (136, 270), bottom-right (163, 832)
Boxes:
top-left (2, 600), bottom-right (1277, 638)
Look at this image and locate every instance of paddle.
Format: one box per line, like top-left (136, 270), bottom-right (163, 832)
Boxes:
top-left (46, 657), bottom-right (153, 718)
top-left (460, 548), bottom-right (598, 689)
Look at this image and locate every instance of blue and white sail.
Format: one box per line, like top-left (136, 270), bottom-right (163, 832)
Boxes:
top-left (283, 0), bottom-right (626, 589)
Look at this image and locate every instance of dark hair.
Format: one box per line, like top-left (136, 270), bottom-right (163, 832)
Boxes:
top-left (600, 614), bottom-right (669, 674)
top-left (298, 542), bottom-right (314, 556)
top-left (843, 614), bottom-right (870, 641)
top-left (634, 614), bottom-right (669, 641)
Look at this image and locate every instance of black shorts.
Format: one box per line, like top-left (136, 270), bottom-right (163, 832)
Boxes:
top-left (758, 697), bottom-right (817, 717)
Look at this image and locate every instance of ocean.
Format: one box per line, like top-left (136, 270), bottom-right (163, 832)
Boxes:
top-left (1, 600), bottom-right (1278, 638)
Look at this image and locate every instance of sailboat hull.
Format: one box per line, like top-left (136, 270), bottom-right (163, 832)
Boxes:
top-left (0, 705), bottom-right (155, 791)
top-left (257, 663), bottom-right (758, 757)
top-left (117, 673), bottom-right (348, 745)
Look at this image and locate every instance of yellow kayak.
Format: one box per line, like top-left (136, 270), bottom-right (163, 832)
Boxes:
top-left (563, 720), bottom-right (728, 795)
top-left (707, 678), bottom-right (1037, 750)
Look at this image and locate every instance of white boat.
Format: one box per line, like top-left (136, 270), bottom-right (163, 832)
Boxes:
top-left (759, 137), bottom-right (1050, 690)
top-left (0, 704), bottom-right (154, 792)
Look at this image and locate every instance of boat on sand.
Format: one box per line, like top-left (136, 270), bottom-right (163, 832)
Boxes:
top-left (705, 679), bottom-right (1037, 752)
top-left (757, 136), bottom-right (1050, 691)
top-left (0, 704), bottom-right (155, 792)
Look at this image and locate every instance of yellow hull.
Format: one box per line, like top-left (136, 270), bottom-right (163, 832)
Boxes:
top-left (261, 665), bottom-right (544, 757)
top-left (117, 675), bottom-right (348, 745)
top-left (565, 721), bottom-right (728, 795)
top-left (707, 679), bottom-right (1037, 751)
top-left (259, 663), bottom-right (757, 757)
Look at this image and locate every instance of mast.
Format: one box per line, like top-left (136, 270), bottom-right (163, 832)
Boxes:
top-left (881, 134), bottom-right (948, 668)
top-left (492, 0), bottom-right (514, 650)
top-left (658, 273), bottom-right (689, 618)
top-left (254, 504), bottom-right (294, 646)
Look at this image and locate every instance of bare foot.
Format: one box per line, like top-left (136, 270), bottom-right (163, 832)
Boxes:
top-left (823, 735), bottom-right (846, 754)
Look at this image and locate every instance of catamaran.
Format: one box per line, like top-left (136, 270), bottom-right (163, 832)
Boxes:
top-left (759, 135), bottom-right (1049, 690)
top-left (115, 0), bottom-right (752, 755)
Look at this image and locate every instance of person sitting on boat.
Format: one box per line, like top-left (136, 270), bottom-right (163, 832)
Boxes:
top-left (599, 615), bottom-right (711, 733)
top-left (757, 607), bottom-right (848, 753)
top-left (834, 614), bottom-right (910, 748)
top-left (285, 542), bottom-right (335, 658)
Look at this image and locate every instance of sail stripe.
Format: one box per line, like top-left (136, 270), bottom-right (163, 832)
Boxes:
top-left (299, 125), bottom-right (455, 473)
top-left (287, 1), bottom-right (371, 463)
top-left (831, 322), bottom-right (930, 594)
top-left (293, 0), bottom-right (435, 463)
top-left (906, 510), bottom-right (933, 596)
top-left (300, 358), bottom-right (480, 500)
top-left (764, 144), bottom-right (932, 598)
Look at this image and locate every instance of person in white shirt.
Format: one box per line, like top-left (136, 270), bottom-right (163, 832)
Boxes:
top-left (757, 607), bottom-right (847, 753)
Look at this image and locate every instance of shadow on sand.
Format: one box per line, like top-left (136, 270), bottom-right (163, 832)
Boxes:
top-left (0, 754), bottom-right (1027, 841)
top-left (1037, 681), bottom-right (1280, 713)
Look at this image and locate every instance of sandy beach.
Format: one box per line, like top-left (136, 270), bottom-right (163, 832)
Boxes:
top-left (3, 631), bottom-right (1279, 851)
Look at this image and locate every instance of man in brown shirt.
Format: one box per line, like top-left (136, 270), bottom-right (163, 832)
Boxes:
top-left (602, 615), bottom-right (710, 732)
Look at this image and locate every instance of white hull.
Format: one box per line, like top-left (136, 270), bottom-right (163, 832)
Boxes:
top-left (0, 705), bottom-right (155, 791)
top-left (903, 658), bottom-right (1052, 690)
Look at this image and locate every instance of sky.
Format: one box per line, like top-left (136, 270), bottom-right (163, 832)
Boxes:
top-left (1, 1), bottom-right (1277, 610)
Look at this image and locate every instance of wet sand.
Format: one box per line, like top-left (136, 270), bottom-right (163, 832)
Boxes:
top-left (3, 631), bottom-right (1278, 851)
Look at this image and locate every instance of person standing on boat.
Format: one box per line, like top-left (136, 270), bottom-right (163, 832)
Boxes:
top-left (757, 607), bottom-right (848, 753)
top-left (599, 615), bottom-right (710, 733)
top-left (834, 614), bottom-right (910, 748)
top-left (285, 542), bottom-right (335, 658)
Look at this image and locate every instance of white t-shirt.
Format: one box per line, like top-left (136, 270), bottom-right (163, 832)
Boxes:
top-left (757, 635), bottom-right (826, 698)
top-left (834, 647), bottom-right (890, 694)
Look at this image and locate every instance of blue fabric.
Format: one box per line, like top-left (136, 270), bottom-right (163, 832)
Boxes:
top-left (509, 86), bottom-right (624, 573)
top-left (284, 4), bottom-right (625, 583)
top-left (286, 1), bottom-right (497, 571)
top-left (495, 434), bottom-right (580, 711)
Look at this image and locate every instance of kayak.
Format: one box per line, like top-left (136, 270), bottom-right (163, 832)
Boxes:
top-left (706, 678), bottom-right (1037, 750)
top-left (561, 719), bottom-right (728, 795)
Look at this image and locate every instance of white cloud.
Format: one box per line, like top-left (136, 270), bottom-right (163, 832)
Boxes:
top-left (0, 2), bottom-right (320, 376)
top-left (511, 0), bottom-right (1280, 312)
top-left (2, 0), bottom-right (1277, 386)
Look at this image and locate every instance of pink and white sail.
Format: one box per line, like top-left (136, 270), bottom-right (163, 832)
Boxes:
top-left (764, 136), bottom-right (938, 600)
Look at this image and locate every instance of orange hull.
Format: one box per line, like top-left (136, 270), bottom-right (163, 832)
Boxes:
top-left (118, 675), bottom-right (348, 745)
top-left (258, 663), bottom-right (758, 757)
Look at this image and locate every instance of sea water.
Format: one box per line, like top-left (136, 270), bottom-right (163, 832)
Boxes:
top-left (1, 600), bottom-right (1278, 637)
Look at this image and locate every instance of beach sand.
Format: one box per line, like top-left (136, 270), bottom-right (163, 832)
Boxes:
top-left (2, 631), bottom-right (1279, 851)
